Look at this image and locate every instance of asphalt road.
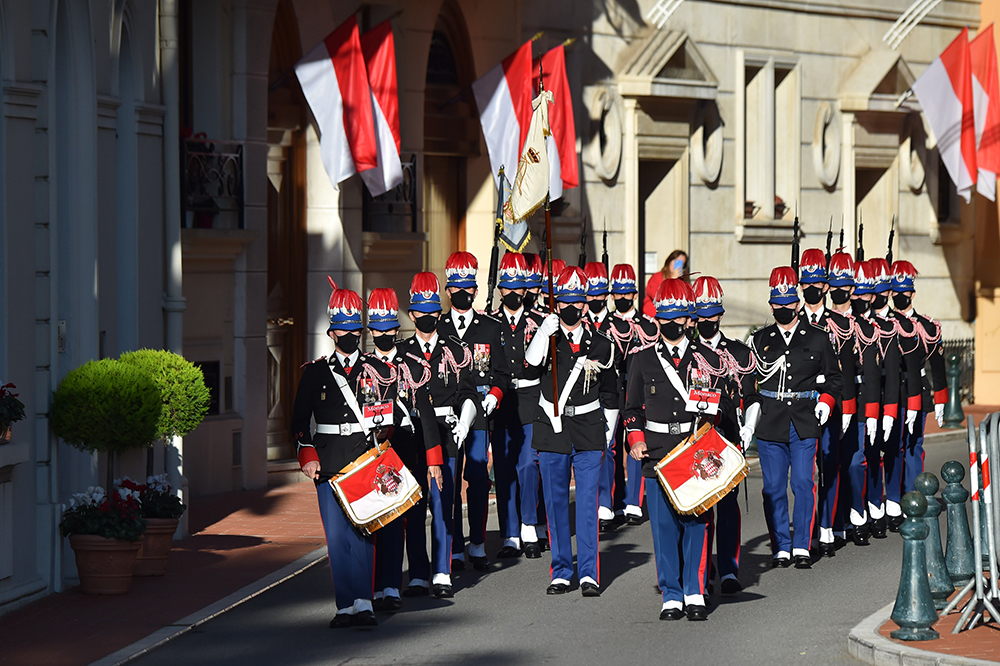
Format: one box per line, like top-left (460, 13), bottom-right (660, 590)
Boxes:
top-left (130, 432), bottom-right (970, 666)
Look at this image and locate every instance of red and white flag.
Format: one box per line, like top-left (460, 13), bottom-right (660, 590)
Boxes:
top-left (295, 16), bottom-right (377, 190)
top-left (472, 41), bottom-right (534, 188)
top-left (360, 20), bottom-right (403, 197)
top-left (911, 27), bottom-right (978, 203)
top-left (533, 45), bottom-right (578, 200)
top-left (971, 25), bottom-right (1000, 202)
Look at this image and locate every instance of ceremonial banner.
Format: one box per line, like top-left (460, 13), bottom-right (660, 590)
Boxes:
top-left (359, 19), bottom-right (403, 196)
top-left (911, 28), bottom-right (977, 203)
top-left (330, 442), bottom-right (422, 535)
top-left (971, 25), bottom-right (1000, 201)
top-left (504, 90), bottom-right (554, 223)
top-left (472, 41), bottom-right (534, 188)
top-left (655, 424), bottom-right (748, 515)
top-left (496, 169), bottom-right (529, 251)
top-left (295, 16), bottom-right (378, 189)
top-left (533, 45), bottom-right (578, 200)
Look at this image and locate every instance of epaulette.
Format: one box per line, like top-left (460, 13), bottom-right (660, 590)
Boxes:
top-left (300, 355), bottom-right (327, 369)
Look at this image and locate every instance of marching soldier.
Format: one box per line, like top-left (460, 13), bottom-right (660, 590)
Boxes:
top-left (797, 249), bottom-right (858, 557)
top-left (692, 276), bottom-right (759, 594)
top-left (367, 288), bottom-right (442, 606)
top-left (886, 260), bottom-right (947, 527)
top-left (525, 266), bottom-right (618, 596)
top-left (599, 264), bottom-right (659, 527)
top-left (539, 258), bottom-right (567, 313)
top-left (402, 272), bottom-right (478, 598)
top-left (291, 287), bottom-right (395, 628)
top-left (439, 252), bottom-right (510, 572)
top-left (863, 259), bottom-right (902, 538)
top-left (491, 252), bottom-right (547, 559)
top-left (584, 262), bottom-right (613, 334)
top-left (623, 278), bottom-right (730, 621)
top-left (522, 253), bottom-right (544, 314)
top-left (741, 267), bottom-right (842, 569)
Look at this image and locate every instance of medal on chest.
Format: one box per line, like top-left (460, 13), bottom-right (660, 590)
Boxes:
top-left (474, 343), bottom-right (490, 376)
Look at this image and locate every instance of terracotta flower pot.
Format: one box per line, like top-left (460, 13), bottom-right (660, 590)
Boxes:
top-left (68, 534), bottom-right (141, 594)
top-left (134, 517), bottom-right (179, 576)
top-left (0, 424), bottom-right (10, 444)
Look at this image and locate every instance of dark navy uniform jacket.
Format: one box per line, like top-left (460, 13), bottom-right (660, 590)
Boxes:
top-left (703, 334), bottom-right (761, 443)
top-left (890, 310), bottom-right (947, 412)
top-left (840, 313), bottom-right (886, 420)
top-left (493, 307), bottom-right (545, 424)
top-left (750, 320), bottom-right (843, 442)
top-left (604, 311), bottom-right (659, 411)
top-left (623, 339), bottom-right (731, 477)
top-left (801, 307), bottom-right (858, 414)
top-left (439, 310), bottom-right (510, 430)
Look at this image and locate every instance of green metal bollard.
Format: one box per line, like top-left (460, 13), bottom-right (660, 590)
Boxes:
top-left (915, 472), bottom-right (955, 609)
top-left (941, 461), bottom-right (975, 587)
top-left (890, 491), bottom-right (940, 641)
top-left (943, 352), bottom-right (964, 428)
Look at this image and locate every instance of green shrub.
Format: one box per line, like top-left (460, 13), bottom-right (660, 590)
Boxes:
top-left (51, 359), bottom-right (161, 455)
top-left (118, 349), bottom-right (211, 441)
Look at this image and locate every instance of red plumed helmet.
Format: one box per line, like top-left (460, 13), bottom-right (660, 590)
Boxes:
top-left (693, 276), bottom-right (724, 301)
top-left (828, 252), bottom-right (855, 288)
top-left (499, 252), bottom-right (528, 273)
top-left (868, 258), bottom-right (892, 293)
top-left (653, 278), bottom-right (692, 320)
top-left (555, 265), bottom-right (587, 303)
top-left (328, 288), bottom-right (364, 331)
top-left (584, 261), bottom-right (610, 296)
top-left (409, 272), bottom-right (443, 313)
top-left (445, 251), bottom-right (479, 288)
top-left (327, 275), bottom-right (339, 314)
top-left (769, 266), bottom-right (799, 305)
top-left (610, 263), bottom-right (638, 295)
top-left (367, 288), bottom-right (399, 330)
top-left (799, 248), bottom-right (828, 284)
top-left (891, 260), bottom-right (918, 293)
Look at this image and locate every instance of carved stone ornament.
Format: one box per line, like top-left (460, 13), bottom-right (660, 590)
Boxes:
top-left (691, 101), bottom-right (723, 185)
top-left (592, 88), bottom-right (622, 182)
top-left (812, 102), bottom-right (841, 189)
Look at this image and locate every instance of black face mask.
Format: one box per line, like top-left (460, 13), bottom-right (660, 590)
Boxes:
top-left (614, 297), bottom-right (635, 313)
top-left (335, 331), bottom-right (361, 354)
top-left (559, 305), bottom-right (583, 327)
top-left (659, 320), bottom-right (685, 341)
top-left (697, 320), bottom-right (720, 339)
top-left (772, 307), bottom-right (797, 326)
top-left (850, 299), bottom-right (869, 316)
top-left (589, 299), bottom-right (606, 314)
top-left (872, 294), bottom-right (889, 311)
top-left (502, 292), bottom-right (524, 311)
top-left (373, 334), bottom-right (396, 352)
top-left (523, 292), bottom-right (538, 311)
top-left (830, 288), bottom-right (851, 305)
top-left (414, 313), bottom-right (439, 333)
top-left (449, 290), bottom-right (474, 311)
top-left (892, 294), bottom-right (911, 311)
top-left (803, 285), bottom-right (825, 305)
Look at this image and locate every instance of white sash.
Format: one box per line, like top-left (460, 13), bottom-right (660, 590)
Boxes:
top-left (655, 346), bottom-right (690, 399)
top-left (328, 365), bottom-right (371, 438)
top-left (541, 356), bottom-right (587, 433)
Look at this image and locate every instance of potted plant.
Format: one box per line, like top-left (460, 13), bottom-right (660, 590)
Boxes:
top-left (131, 474), bottom-right (186, 576)
top-left (0, 383), bottom-right (25, 444)
top-left (59, 484), bottom-right (146, 594)
top-left (51, 359), bottom-right (162, 593)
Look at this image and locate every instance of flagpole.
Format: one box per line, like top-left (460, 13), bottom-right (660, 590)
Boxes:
top-left (486, 166), bottom-right (504, 313)
top-left (545, 193), bottom-right (559, 417)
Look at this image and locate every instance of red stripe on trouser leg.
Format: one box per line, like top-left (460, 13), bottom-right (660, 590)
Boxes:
top-left (595, 479), bottom-right (601, 585)
top-left (734, 507), bottom-right (741, 568)
top-left (698, 521), bottom-right (710, 595)
top-left (808, 439), bottom-right (818, 545)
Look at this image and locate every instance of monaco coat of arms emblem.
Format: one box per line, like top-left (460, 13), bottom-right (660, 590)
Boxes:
top-left (372, 464), bottom-right (403, 496)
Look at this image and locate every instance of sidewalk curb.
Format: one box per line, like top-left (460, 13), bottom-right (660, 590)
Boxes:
top-left (848, 602), bottom-right (998, 666)
top-left (88, 546), bottom-right (329, 666)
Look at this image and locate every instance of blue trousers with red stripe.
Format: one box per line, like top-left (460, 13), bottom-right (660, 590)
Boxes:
top-left (708, 488), bottom-right (741, 580)
top-left (625, 451), bottom-right (646, 508)
top-left (453, 429), bottom-right (490, 553)
top-left (817, 413), bottom-right (841, 530)
top-left (901, 412), bottom-right (927, 495)
top-left (493, 418), bottom-right (544, 538)
top-left (646, 480), bottom-right (709, 603)
top-left (757, 422), bottom-right (817, 554)
top-left (882, 413), bottom-right (908, 508)
top-left (373, 493), bottom-right (430, 591)
top-left (316, 482), bottom-right (374, 610)
top-left (429, 456), bottom-right (458, 575)
top-left (538, 448), bottom-right (602, 583)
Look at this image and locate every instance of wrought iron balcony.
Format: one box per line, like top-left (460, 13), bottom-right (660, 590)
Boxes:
top-left (182, 136), bottom-right (245, 229)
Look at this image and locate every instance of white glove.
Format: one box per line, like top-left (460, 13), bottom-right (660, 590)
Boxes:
top-left (935, 403), bottom-right (945, 428)
top-left (525, 314), bottom-right (559, 366)
top-left (866, 417), bottom-right (878, 445)
top-left (603, 409), bottom-right (619, 447)
top-left (739, 426), bottom-right (755, 452)
top-left (905, 409), bottom-right (918, 434)
top-left (815, 401), bottom-right (831, 426)
top-left (882, 415), bottom-right (895, 443)
top-left (740, 403), bottom-right (761, 452)
top-left (452, 399), bottom-right (477, 447)
top-left (842, 413), bottom-right (853, 435)
top-left (482, 394), bottom-right (498, 416)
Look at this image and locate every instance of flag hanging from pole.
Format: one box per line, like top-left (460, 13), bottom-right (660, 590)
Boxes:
top-left (911, 27), bottom-right (978, 203)
top-left (359, 19), bottom-right (403, 196)
top-left (294, 16), bottom-right (378, 189)
top-left (472, 41), bottom-right (534, 188)
top-left (504, 90), bottom-right (554, 224)
top-left (496, 169), bottom-right (529, 251)
top-left (971, 25), bottom-right (1000, 201)
top-left (533, 45), bottom-right (578, 200)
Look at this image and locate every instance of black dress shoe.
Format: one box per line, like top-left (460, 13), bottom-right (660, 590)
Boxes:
top-left (772, 555), bottom-right (792, 568)
top-left (720, 578), bottom-right (743, 596)
top-left (546, 582), bottom-right (569, 595)
top-left (793, 555), bottom-right (812, 569)
top-left (581, 581), bottom-right (601, 597)
top-left (625, 514), bottom-right (644, 526)
top-left (538, 537), bottom-right (549, 551)
top-left (834, 535), bottom-right (847, 549)
top-left (350, 610), bottom-right (378, 627)
top-left (660, 607), bottom-right (685, 621)
top-left (888, 515), bottom-right (905, 533)
top-left (329, 614), bottom-right (351, 629)
top-left (381, 596), bottom-right (402, 612)
top-left (451, 558), bottom-right (466, 571)
top-left (852, 523), bottom-right (871, 546)
top-left (599, 518), bottom-right (616, 532)
top-left (402, 584), bottom-right (429, 597)
top-left (470, 555), bottom-right (490, 572)
top-left (613, 513), bottom-right (628, 525)
top-left (523, 542), bottom-right (542, 559)
top-left (497, 545), bottom-right (521, 559)
top-left (432, 584), bottom-right (453, 598)
top-left (372, 596), bottom-right (385, 611)
top-left (818, 542), bottom-right (836, 558)
top-left (686, 604), bottom-right (708, 621)
top-left (871, 517), bottom-right (888, 539)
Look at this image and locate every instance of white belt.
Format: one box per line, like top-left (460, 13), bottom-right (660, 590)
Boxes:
top-left (513, 377), bottom-right (540, 389)
top-left (646, 420), bottom-right (693, 435)
top-left (434, 406), bottom-right (456, 418)
top-left (539, 397), bottom-right (601, 418)
top-left (316, 423), bottom-right (365, 436)
top-left (855, 375), bottom-right (863, 385)
top-left (399, 415), bottom-right (412, 428)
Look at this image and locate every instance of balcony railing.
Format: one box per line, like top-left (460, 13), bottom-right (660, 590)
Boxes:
top-left (363, 155), bottom-right (417, 234)
top-left (182, 136), bottom-right (245, 229)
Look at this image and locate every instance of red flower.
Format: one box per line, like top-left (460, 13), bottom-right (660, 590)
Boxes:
top-left (98, 500), bottom-right (111, 512)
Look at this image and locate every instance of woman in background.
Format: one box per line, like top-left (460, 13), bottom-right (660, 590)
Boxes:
top-left (642, 250), bottom-right (688, 317)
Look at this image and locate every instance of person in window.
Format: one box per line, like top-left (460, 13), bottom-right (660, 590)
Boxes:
top-left (642, 250), bottom-right (688, 318)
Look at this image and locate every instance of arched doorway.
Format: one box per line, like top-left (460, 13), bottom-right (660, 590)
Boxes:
top-left (265, 0), bottom-right (307, 465)
top-left (423, 0), bottom-right (477, 280)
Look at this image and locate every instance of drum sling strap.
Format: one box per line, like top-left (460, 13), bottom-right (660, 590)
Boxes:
top-left (327, 364), bottom-right (372, 439)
